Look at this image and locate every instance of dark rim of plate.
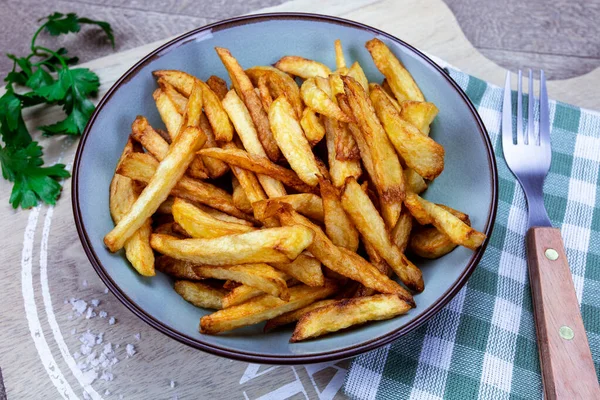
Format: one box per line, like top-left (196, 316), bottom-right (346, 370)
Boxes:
top-left (72, 12), bottom-right (499, 365)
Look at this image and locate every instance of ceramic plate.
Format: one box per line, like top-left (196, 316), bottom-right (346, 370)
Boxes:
top-left (73, 13), bottom-right (498, 364)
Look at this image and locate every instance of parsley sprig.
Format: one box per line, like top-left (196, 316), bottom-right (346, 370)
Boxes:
top-left (1, 12), bottom-right (114, 209)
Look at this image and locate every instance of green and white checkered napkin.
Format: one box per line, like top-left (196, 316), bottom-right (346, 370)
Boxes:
top-left (344, 66), bottom-right (600, 400)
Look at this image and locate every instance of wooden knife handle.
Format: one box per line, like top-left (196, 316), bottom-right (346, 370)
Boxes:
top-left (526, 227), bottom-right (600, 399)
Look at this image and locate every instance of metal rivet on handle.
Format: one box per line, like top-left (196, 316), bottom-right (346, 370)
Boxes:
top-left (559, 326), bottom-right (574, 340)
top-left (545, 248), bottom-right (559, 261)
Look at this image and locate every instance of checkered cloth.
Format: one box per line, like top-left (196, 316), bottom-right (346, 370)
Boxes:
top-left (344, 67), bottom-right (600, 400)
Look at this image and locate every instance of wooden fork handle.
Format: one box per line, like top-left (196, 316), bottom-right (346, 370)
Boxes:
top-left (526, 227), bottom-right (600, 399)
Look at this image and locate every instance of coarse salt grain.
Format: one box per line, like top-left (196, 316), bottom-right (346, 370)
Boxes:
top-left (105, 390), bottom-right (111, 396)
top-left (134, 333), bottom-right (141, 341)
top-left (70, 299), bottom-right (88, 315)
top-left (81, 369), bottom-right (97, 385)
top-left (83, 390), bottom-right (90, 400)
top-left (170, 380), bottom-right (176, 388)
top-left (109, 317), bottom-right (116, 325)
top-left (126, 344), bottom-right (136, 357)
top-left (104, 288), bottom-right (109, 294)
top-left (82, 279), bottom-right (88, 287)
top-left (99, 311), bottom-right (108, 318)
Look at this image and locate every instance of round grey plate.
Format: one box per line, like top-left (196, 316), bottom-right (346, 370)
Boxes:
top-left (73, 13), bottom-right (498, 364)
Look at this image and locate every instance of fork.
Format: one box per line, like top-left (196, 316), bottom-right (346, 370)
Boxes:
top-left (502, 70), bottom-right (600, 399)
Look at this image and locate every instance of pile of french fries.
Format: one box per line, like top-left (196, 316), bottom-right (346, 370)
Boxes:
top-left (104, 38), bottom-right (486, 342)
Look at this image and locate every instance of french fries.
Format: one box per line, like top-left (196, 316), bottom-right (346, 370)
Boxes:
top-left (116, 152), bottom-right (251, 221)
top-left (150, 226), bottom-right (314, 265)
top-left (320, 178), bottom-right (359, 251)
top-left (106, 39), bottom-right (488, 341)
top-left (366, 38), bottom-right (424, 102)
top-left (105, 125), bottom-right (207, 252)
top-left (109, 138), bottom-right (155, 276)
top-left (342, 76), bottom-right (405, 227)
top-left (275, 205), bottom-right (413, 303)
top-left (174, 281), bottom-right (226, 310)
top-left (232, 176), bottom-right (254, 214)
top-left (156, 256), bottom-right (202, 280)
top-left (275, 56), bottom-right (331, 79)
top-left (193, 263), bottom-right (289, 300)
top-left (301, 78), bottom-right (351, 123)
top-left (341, 178), bottom-right (424, 292)
top-left (404, 192), bottom-right (486, 250)
top-left (264, 299), bottom-right (338, 332)
top-left (199, 147), bottom-right (316, 194)
top-left (300, 108), bottom-right (326, 146)
top-left (222, 285), bottom-right (264, 308)
top-left (370, 85), bottom-right (445, 180)
top-left (271, 253), bottom-right (324, 287)
top-left (215, 47), bottom-right (282, 161)
top-left (291, 294), bottom-right (411, 342)
top-left (172, 198), bottom-right (254, 238)
top-left (152, 70), bottom-right (234, 142)
top-left (253, 194), bottom-right (324, 222)
top-left (200, 281), bottom-right (338, 334)
top-left (323, 116), bottom-right (362, 187)
top-left (269, 96), bottom-right (322, 186)
top-left (246, 66), bottom-right (303, 119)
top-left (400, 101), bottom-right (438, 136)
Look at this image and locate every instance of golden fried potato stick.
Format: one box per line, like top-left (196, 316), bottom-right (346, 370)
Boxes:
top-left (193, 263), bottom-right (289, 300)
top-left (404, 168), bottom-right (427, 194)
top-left (347, 62), bottom-right (369, 93)
top-left (275, 56), bottom-right (332, 79)
top-left (232, 175), bottom-right (254, 214)
top-left (391, 208), bottom-right (413, 253)
top-left (156, 255), bottom-right (202, 280)
top-left (172, 198), bottom-right (255, 239)
top-left (340, 178), bottom-right (424, 292)
top-left (199, 281), bottom-right (338, 334)
top-left (271, 253), bottom-right (324, 287)
top-left (370, 85), bottom-right (445, 180)
top-left (269, 97), bottom-right (322, 187)
top-left (246, 66), bottom-right (303, 119)
top-left (328, 76), bottom-right (360, 161)
top-left (257, 75), bottom-right (273, 112)
top-left (174, 281), bottom-right (227, 310)
top-left (341, 76), bottom-right (405, 227)
top-left (213, 148), bottom-right (317, 195)
top-left (320, 178), bottom-right (359, 251)
top-left (221, 90), bottom-right (287, 197)
top-left (109, 138), bottom-right (155, 276)
top-left (400, 101), bottom-right (439, 136)
top-left (158, 78), bottom-right (188, 114)
top-left (301, 78), bottom-right (351, 123)
top-left (222, 285), bottom-right (263, 308)
top-left (353, 241), bottom-right (393, 297)
top-left (365, 38), bottom-right (424, 102)
top-left (150, 226), bottom-right (314, 265)
top-left (323, 117), bottom-right (362, 188)
top-left (206, 75), bottom-right (228, 100)
top-left (153, 89), bottom-right (182, 140)
top-left (152, 70), bottom-right (234, 142)
top-left (291, 294), bottom-right (411, 342)
top-left (264, 299), bottom-right (338, 332)
top-left (334, 39), bottom-right (346, 69)
top-left (273, 205), bottom-right (413, 302)
top-left (215, 48), bottom-right (282, 161)
top-left (404, 192), bottom-right (486, 250)
top-left (300, 108), bottom-right (326, 147)
top-left (253, 193), bottom-right (324, 222)
top-left (198, 113), bottom-right (231, 178)
top-left (410, 226), bottom-right (461, 259)
top-left (105, 125), bottom-right (207, 252)
top-left (131, 116), bottom-right (209, 180)
top-left (369, 82), bottom-right (400, 112)
top-left (116, 152), bottom-right (251, 221)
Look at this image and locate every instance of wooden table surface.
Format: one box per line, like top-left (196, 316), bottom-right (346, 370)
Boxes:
top-left (1, 1), bottom-right (599, 399)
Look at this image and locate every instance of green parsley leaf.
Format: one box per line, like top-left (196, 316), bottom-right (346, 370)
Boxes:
top-left (0, 142), bottom-right (70, 208)
top-left (43, 12), bottom-right (81, 36)
top-left (0, 91), bottom-right (31, 147)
